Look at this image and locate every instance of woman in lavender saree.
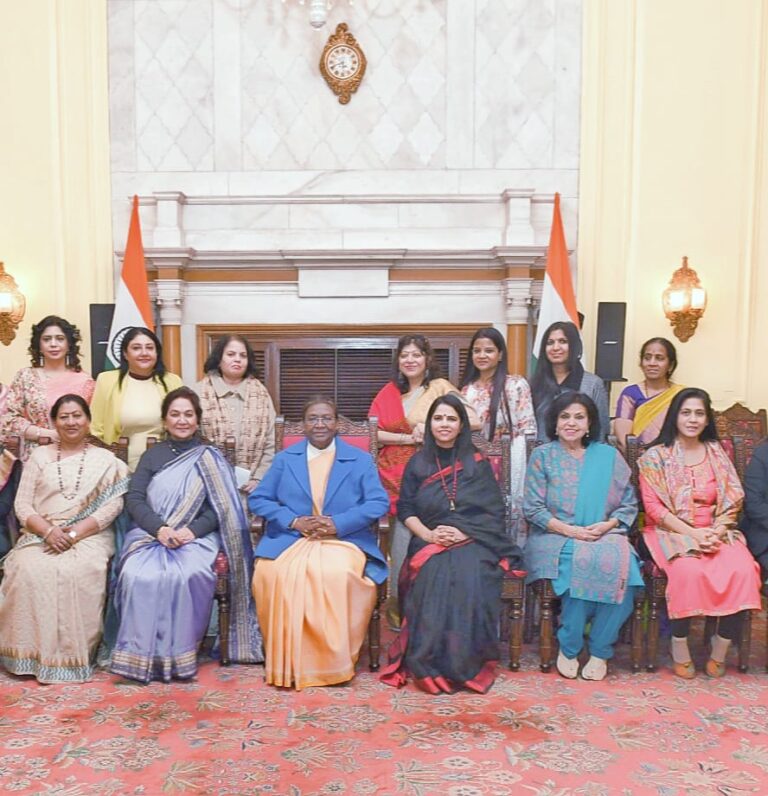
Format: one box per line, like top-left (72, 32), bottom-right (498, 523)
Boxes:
top-left (110, 388), bottom-right (262, 683)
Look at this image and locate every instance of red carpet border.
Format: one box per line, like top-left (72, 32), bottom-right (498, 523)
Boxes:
top-left (1, 618), bottom-right (768, 795)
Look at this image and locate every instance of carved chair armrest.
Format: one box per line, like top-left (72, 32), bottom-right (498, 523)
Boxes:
top-left (250, 516), bottom-right (265, 545)
top-left (375, 516), bottom-right (390, 557)
top-left (213, 550), bottom-right (230, 575)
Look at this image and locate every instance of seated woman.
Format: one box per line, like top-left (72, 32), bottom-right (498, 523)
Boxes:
top-left (613, 337), bottom-right (684, 452)
top-left (195, 334), bottom-right (276, 496)
top-left (110, 387), bottom-right (262, 683)
top-left (90, 327), bottom-right (182, 470)
top-left (250, 395), bottom-right (389, 690)
top-left (0, 395), bottom-right (129, 683)
top-left (1, 315), bottom-right (94, 460)
top-left (380, 394), bottom-right (521, 694)
top-left (523, 392), bottom-right (642, 681)
top-left (743, 439), bottom-right (768, 582)
top-left (638, 387), bottom-right (762, 678)
top-left (530, 321), bottom-right (609, 442)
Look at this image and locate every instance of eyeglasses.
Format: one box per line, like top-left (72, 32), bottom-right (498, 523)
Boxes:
top-left (305, 415), bottom-right (336, 426)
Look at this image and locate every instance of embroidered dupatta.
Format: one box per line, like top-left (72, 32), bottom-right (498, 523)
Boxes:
top-left (638, 440), bottom-right (744, 560)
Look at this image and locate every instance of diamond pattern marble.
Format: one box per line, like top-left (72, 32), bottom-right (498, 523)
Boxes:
top-left (110, 0), bottom-right (580, 174)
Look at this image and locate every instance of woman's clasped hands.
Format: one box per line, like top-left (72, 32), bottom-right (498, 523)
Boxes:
top-left (292, 516), bottom-right (338, 539)
top-left (431, 524), bottom-right (468, 546)
top-left (158, 526), bottom-right (195, 549)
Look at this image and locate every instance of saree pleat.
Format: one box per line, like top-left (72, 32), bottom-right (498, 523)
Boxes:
top-left (254, 537), bottom-right (376, 690)
top-left (0, 533), bottom-right (115, 683)
top-left (110, 529), bottom-right (220, 682)
top-left (110, 445), bottom-right (262, 683)
top-left (400, 541), bottom-right (502, 693)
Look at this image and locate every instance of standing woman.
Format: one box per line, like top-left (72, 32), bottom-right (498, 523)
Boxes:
top-left (370, 334), bottom-right (479, 621)
top-left (638, 388), bottom-right (762, 678)
top-left (461, 327), bottom-right (536, 543)
top-left (90, 327), bottom-right (182, 470)
top-left (613, 337), bottom-right (684, 452)
top-left (530, 321), bottom-right (609, 442)
top-left (0, 316), bottom-right (94, 460)
top-left (195, 335), bottom-right (276, 496)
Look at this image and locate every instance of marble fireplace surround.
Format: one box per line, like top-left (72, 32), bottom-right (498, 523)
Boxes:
top-left (133, 187), bottom-right (555, 380)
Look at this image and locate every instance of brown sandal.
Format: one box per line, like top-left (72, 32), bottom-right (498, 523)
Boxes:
top-left (705, 658), bottom-right (726, 678)
top-left (673, 661), bottom-right (696, 679)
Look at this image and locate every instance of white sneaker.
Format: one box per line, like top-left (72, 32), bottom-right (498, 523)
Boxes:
top-left (582, 655), bottom-right (608, 681)
top-left (556, 650), bottom-right (579, 679)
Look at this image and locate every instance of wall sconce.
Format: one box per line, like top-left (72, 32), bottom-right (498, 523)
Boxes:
top-left (0, 262), bottom-right (27, 346)
top-left (661, 256), bottom-right (707, 342)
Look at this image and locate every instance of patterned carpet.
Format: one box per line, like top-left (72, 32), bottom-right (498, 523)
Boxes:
top-left (2, 617), bottom-right (768, 796)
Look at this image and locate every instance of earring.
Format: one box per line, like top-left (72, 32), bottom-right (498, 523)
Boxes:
top-left (38, 354), bottom-right (44, 367)
top-left (65, 353), bottom-right (71, 368)
top-left (424, 368), bottom-right (430, 381)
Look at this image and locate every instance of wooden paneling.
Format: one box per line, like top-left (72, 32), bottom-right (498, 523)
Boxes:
top-left (196, 324), bottom-right (485, 420)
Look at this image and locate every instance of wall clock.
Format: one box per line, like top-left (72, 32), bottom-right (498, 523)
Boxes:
top-left (319, 23), bottom-right (367, 105)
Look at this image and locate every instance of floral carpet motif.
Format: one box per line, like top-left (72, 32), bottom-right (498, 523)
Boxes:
top-left (2, 615), bottom-right (768, 795)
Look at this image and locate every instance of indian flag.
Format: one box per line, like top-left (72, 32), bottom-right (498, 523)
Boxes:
top-left (531, 192), bottom-right (580, 369)
top-left (105, 195), bottom-right (154, 369)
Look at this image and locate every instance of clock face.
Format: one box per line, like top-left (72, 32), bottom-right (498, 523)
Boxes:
top-left (326, 45), bottom-right (360, 80)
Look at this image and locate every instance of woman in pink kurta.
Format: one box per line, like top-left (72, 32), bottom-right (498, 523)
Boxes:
top-left (638, 387), bottom-right (761, 678)
top-left (0, 316), bottom-right (94, 460)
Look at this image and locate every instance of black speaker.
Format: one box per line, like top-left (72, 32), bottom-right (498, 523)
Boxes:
top-left (89, 304), bottom-right (115, 377)
top-left (594, 302), bottom-right (626, 382)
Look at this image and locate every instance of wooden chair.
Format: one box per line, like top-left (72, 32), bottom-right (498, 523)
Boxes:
top-left (527, 436), bottom-right (645, 673)
top-left (250, 415), bottom-right (390, 671)
top-left (470, 431), bottom-right (527, 671)
top-left (629, 433), bottom-right (755, 672)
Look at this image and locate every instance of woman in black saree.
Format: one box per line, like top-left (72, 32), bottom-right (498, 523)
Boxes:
top-left (380, 393), bottom-right (522, 694)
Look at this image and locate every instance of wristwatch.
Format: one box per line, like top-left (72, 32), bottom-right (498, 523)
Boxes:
top-left (68, 529), bottom-right (77, 541)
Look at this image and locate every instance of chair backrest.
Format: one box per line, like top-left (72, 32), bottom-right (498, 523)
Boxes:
top-left (275, 415), bottom-right (379, 464)
top-left (714, 402), bottom-right (766, 470)
top-left (470, 430), bottom-right (514, 533)
top-left (5, 433), bottom-right (129, 464)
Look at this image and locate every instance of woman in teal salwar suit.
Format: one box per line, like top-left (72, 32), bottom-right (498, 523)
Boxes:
top-left (523, 392), bottom-right (642, 681)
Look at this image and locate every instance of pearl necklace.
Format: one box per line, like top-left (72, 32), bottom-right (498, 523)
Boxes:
top-left (56, 442), bottom-right (89, 500)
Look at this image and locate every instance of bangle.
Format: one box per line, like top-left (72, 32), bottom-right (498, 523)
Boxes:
top-left (43, 526), bottom-right (56, 541)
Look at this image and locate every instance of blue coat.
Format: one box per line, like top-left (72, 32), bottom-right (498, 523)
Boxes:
top-left (249, 438), bottom-right (389, 584)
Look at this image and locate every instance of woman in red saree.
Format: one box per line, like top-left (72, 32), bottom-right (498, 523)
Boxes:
top-left (380, 394), bottom-right (521, 693)
top-left (369, 335), bottom-right (478, 625)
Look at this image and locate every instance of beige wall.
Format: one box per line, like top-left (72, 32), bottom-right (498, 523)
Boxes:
top-left (0, 0), bottom-right (112, 381)
top-left (578, 0), bottom-right (768, 411)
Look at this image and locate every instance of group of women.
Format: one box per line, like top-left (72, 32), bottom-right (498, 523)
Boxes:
top-left (0, 315), bottom-right (766, 691)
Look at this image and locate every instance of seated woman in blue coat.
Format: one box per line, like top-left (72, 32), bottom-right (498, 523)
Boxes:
top-left (249, 395), bottom-right (389, 690)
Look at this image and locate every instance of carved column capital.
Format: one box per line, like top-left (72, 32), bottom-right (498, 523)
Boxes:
top-left (502, 277), bottom-right (536, 324)
top-left (154, 278), bottom-right (186, 325)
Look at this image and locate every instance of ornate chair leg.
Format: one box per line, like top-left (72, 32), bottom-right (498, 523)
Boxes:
top-left (646, 575), bottom-right (663, 672)
top-left (538, 580), bottom-right (555, 673)
top-left (508, 583), bottom-right (524, 672)
top-left (738, 610), bottom-right (751, 673)
top-left (523, 584), bottom-right (536, 644)
top-left (216, 575), bottom-right (231, 667)
top-left (368, 586), bottom-right (383, 672)
top-left (631, 589), bottom-right (644, 673)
